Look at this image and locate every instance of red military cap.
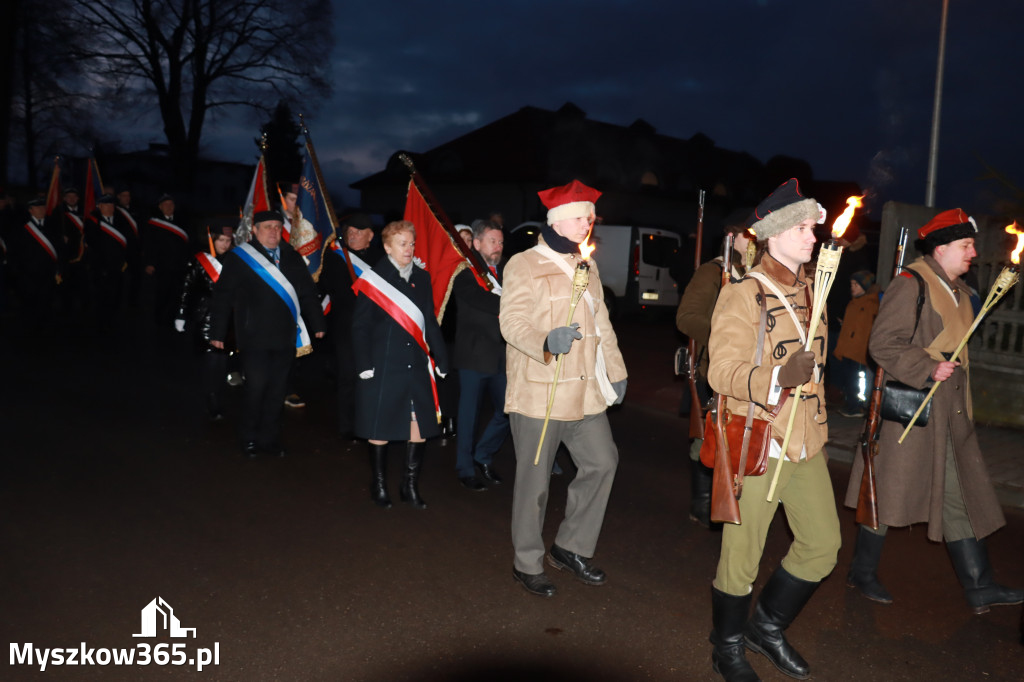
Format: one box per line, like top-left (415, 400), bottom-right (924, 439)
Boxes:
top-left (538, 179), bottom-right (601, 225)
top-left (918, 208), bottom-right (978, 242)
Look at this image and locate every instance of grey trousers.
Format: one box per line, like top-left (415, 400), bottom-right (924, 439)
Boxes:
top-left (510, 412), bottom-right (618, 574)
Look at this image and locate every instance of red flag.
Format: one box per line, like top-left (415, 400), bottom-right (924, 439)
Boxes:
top-left (84, 157), bottom-right (105, 217)
top-left (237, 156), bottom-right (271, 237)
top-left (403, 179), bottom-right (469, 320)
top-left (45, 159), bottom-right (61, 216)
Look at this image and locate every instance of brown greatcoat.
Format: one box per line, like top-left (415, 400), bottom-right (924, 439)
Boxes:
top-left (844, 256), bottom-right (1005, 541)
top-left (833, 283), bottom-right (880, 366)
top-left (500, 237), bottom-right (627, 421)
top-left (708, 254), bottom-right (828, 461)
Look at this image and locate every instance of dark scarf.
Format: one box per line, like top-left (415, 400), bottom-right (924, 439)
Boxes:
top-left (541, 223), bottom-right (580, 254)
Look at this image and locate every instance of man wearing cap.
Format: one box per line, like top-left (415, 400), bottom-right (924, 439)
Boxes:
top-left (15, 197), bottom-right (64, 331)
top-left (706, 178), bottom-right (839, 682)
top-left (145, 194), bottom-right (193, 329)
top-left (319, 212), bottom-right (382, 439)
top-left (115, 187), bottom-right (143, 306)
top-left (844, 209), bottom-right (1022, 614)
top-left (676, 208), bottom-right (754, 528)
top-left (176, 224), bottom-right (236, 420)
top-left (85, 194), bottom-right (131, 331)
top-left (452, 218), bottom-right (509, 491)
top-left (209, 210), bottom-right (325, 457)
top-left (500, 179), bottom-right (628, 598)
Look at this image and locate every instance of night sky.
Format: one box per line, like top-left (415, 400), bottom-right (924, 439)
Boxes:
top-left (192, 0), bottom-right (1023, 216)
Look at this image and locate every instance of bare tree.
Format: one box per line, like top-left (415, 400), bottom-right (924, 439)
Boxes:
top-left (8, 0), bottom-right (101, 188)
top-left (68, 0), bottom-right (332, 189)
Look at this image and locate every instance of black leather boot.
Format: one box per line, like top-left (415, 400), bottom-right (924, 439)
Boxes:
top-left (947, 537), bottom-right (1024, 614)
top-left (846, 525), bottom-right (893, 604)
top-left (369, 442), bottom-right (391, 509)
top-left (400, 441), bottom-right (427, 509)
top-left (690, 458), bottom-right (713, 528)
top-left (744, 567), bottom-right (818, 680)
top-left (710, 587), bottom-right (761, 682)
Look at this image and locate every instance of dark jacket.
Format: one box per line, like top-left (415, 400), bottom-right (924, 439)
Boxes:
top-left (144, 214), bottom-right (192, 278)
top-left (14, 215), bottom-right (63, 280)
top-left (85, 211), bottom-right (130, 274)
top-left (452, 253), bottom-right (505, 373)
top-left (318, 242), bottom-right (384, 338)
top-left (177, 253), bottom-right (226, 345)
top-left (352, 257), bottom-right (449, 440)
top-left (208, 240), bottom-right (325, 351)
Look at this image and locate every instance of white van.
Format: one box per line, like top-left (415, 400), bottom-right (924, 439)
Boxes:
top-left (508, 222), bottom-right (682, 318)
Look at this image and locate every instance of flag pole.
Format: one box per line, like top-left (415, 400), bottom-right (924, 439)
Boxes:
top-left (300, 114), bottom-right (355, 284)
top-left (397, 153), bottom-right (492, 291)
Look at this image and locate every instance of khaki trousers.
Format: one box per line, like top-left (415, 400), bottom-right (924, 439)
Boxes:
top-left (714, 451), bottom-right (841, 595)
top-left (510, 412), bottom-right (618, 574)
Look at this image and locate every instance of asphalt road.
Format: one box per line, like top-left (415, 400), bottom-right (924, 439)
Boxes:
top-left (2, 315), bottom-right (1022, 681)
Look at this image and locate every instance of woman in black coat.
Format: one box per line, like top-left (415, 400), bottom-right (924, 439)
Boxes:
top-left (176, 225), bottom-right (234, 419)
top-left (352, 220), bottom-right (449, 509)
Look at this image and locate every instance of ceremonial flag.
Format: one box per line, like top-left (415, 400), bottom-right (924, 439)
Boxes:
top-left (83, 157), bottom-right (105, 217)
top-left (236, 155), bottom-right (271, 242)
top-left (293, 151), bottom-right (334, 282)
top-left (403, 172), bottom-right (488, 320)
top-left (44, 157), bottom-right (62, 216)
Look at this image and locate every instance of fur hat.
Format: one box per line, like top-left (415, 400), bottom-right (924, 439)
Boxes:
top-left (538, 180), bottom-right (601, 225)
top-left (747, 178), bottom-right (825, 242)
top-left (917, 208), bottom-right (977, 253)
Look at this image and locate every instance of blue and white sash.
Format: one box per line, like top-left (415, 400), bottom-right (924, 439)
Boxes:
top-left (236, 242), bottom-right (311, 355)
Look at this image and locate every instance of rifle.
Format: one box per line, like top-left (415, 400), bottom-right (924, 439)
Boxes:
top-left (856, 226), bottom-right (909, 528)
top-left (709, 230), bottom-right (740, 525)
top-left (686, 190), bottom-right (706, 439)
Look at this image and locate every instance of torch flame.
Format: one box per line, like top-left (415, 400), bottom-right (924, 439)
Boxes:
top-left (579, 227), bottom-right (596, 260)
top-left (831, 195), bottom-right (864, 240)
top-left (1005, 221), bottom-right (1024, 265)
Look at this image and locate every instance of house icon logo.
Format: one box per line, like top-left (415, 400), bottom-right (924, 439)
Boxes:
top-left (132, 597), bottom-right (196, 638)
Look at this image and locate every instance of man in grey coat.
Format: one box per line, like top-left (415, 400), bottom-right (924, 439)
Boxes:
top-left (844, 208), bottom-right (1023, 614)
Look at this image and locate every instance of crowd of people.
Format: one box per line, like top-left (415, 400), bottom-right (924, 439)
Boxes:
top-left (2, 175), bottom-right (1020, 681)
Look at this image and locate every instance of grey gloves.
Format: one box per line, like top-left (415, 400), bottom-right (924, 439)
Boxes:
top-left (612, 379), bottom-right (627, 405)
top-left (777, 350), bottom-right (816, 388)
top-left (545, 323), bottom-right (582, 355)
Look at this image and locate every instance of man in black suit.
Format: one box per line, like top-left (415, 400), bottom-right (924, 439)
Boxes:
top-left (208, 210), bottom-right (325, 457)
top-left (85, 194), bottom-right (130, 332)
top-left (452, 219), bottom-right (509, 490)
top-left (144, 194), bottom-right (192, 329)
top-left (319, 213), bottom-right (382, 439)
top-left (15, 197), bottom-right (63, 331)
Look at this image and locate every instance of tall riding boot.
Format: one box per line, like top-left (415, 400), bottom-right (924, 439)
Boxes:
top-left (690, 458), bottom-right (714, 528)
top-left (744, 567), bottom-right (819, 680)
top-left (846, 525), bottom-right (893, 604)
top-left (710, 587), bottom-right (761, 682)
top-left (946, 537), bottom-right (1024, 614)
top-left (400, 441), bottom-right (427, 510)
top-left (369, 442), bottom-right (391, 509)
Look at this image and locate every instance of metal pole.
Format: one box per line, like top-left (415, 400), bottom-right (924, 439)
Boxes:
top-left (925, 0), bottom-right (950, 208)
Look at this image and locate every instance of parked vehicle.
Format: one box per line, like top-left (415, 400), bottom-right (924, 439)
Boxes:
top-left (508, 221), bottom-right (682, 318)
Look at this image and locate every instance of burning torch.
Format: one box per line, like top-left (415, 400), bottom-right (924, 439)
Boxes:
top-left (897, 222), bottom-right (1023, 442)
top-left (766, 195), bottom-right (863, 501)
top-left (534, 236), bottom-right (596, 465)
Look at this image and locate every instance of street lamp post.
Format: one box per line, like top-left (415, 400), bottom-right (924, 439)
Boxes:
top-left (925, 0), bottom-right (950, 208)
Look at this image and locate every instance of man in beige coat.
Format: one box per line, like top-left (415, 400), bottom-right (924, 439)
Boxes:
top-left (706, 179), bottom-right (839, 682)
top-left (500, 179), bottom-right (627, 598)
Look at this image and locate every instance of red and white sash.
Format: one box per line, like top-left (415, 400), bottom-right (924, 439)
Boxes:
top-left (95, 217), bottom-right (127, 248)
top-left (24, 222), bottom-right (58, 262)
top-left (148, 217), bottom-right (189, 243)
top-left (65, 212), bottom-right (84, 233)
top-left (352, 268), bottom-right (441, 423)
top-left (117, 207), bottom-right (139, 237)
top-left (195, 252), bottom-right (222, 282)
